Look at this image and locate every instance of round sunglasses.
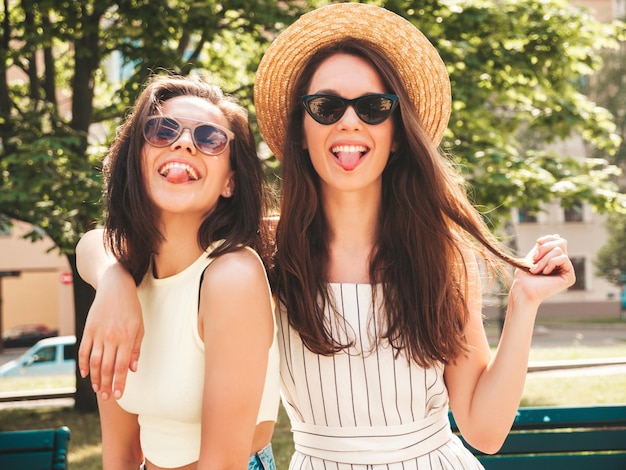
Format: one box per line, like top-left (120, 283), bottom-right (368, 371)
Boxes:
top-left (301, 93), bottom-right (399, 125)
top-left (143, 116), bottom-right (235, 156)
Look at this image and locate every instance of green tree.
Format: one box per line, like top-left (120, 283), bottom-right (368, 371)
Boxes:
top-left (590, 26), bottom-right (626, 288)
top-left (592, 38), bottom-right (626, 168)
top-left (595, 211), bottom-right (626, 286)
top-left (393, 0), bottom-right (626, 221)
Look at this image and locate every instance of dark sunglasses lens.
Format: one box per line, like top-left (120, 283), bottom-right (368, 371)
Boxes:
top-left (355, 96), bottom-right (396, 124)
top-left (194, 125), bottom-right (229, 155)
top-left (144, 117), bottom-right (181, 146)
top-left (307, 96), bottom-right (346, 124)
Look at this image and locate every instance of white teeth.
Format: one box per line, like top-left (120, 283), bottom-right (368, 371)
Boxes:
top-left (158, 162), bottom-right (199, 180)
top-left (331, 145), bottom-right (367, 154)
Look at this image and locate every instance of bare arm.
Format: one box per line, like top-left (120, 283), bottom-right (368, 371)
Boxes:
top-left (97, 395), bottom-right (142, 470)
top-left (76, 229), bottom-right (144, 400)
top-left (445, 235), bottom-right (575, 454)
top-left (197, 249), bottom-right (274, 467)
top-left (76, 229), bottom-right (115, 288)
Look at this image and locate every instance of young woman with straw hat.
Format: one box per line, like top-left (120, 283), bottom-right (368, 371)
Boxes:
top-left (77, 3), bottom-right (575, 469)
top-left (252, 4), bottom-right (573, 468)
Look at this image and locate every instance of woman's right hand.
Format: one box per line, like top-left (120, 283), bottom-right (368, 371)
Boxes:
top-left (76, 229), bottom-right (144, 400)
top-left (79, 264), bottom-right (144, 400)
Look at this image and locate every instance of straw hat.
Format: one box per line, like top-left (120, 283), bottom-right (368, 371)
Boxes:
top-left (254, 2), bottom-right (451, 160)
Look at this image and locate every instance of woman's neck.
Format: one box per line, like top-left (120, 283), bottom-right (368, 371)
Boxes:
top-left (322, 188), bottom-right (381, 284)
top-left (152, 216), bottom-right (205, 279)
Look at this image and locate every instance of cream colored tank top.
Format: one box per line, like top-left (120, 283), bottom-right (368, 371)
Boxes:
top-left (116, 242), bottom-right (280, 468)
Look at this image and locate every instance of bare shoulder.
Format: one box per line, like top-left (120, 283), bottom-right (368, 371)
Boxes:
top-left (198, 248), bottom-right (273, 333)
top-left (201, 248), bottom-right (269, 294)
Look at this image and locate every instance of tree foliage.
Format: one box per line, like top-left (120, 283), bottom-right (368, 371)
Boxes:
top-left (0, 0), bottom-right (624, 409)
top-left (595, 211), bottom-right (626, 286)
top-left (393, 0), bottom-right (626, 222)
top-left (592, 39), bottom-right (626, 167)
top-left (590, 28), bottom-right (626, 287)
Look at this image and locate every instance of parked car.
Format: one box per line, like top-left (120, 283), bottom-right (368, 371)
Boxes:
top-left (1, 324), bottom-right (58, 348)
top-left (0, 335), bottom-right (76, 378)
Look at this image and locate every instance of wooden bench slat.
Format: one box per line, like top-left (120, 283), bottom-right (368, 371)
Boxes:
top-left (464, 429), bottom-right (626, 454)
top-left (479, 452), bottom-right (626, 470)
top-left (449, 404), bottom-right (626, 432)
top-left (0, 452), bottom-right (57, 469)
top-left (0, 427), bottom-right (70, 470)
top-left (0, 429), bottom-right (56, 453)
top-left (449, 404), bottom-right (626, 467)
top-left (508, 405), bottom-right (626, 429)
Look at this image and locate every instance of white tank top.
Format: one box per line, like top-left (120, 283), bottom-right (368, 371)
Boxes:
top-left (117, 242), bottom-right (280, 468)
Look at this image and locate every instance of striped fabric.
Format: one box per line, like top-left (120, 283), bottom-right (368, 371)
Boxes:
top-left (278, 283), bottom-right (484, 470)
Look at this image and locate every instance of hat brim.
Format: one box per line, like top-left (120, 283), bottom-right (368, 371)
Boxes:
top-left (254, 2), bottom-right (451, 160)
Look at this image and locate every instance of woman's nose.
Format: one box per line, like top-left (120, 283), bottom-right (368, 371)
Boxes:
top-left (171, 128), bottom-right (197, 154)
top-left (337, 104), bottom-right (363, 130)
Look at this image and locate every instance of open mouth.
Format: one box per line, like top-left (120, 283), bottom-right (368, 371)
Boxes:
top-left (331, 144), bottom-right (368, 171)
top-left (157, 162), bottom-right (199, 183)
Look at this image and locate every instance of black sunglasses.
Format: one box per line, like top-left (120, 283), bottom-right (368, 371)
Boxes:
top-left (301, 93), bottom-right (399, 125)
top-left (143, 116), bottom-right (235, 156)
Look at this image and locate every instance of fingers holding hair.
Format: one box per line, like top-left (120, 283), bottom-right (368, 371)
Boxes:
top-left (511, 234), bottom-right (575, 307)
top-left (529, 234), bottom-right (570, 276)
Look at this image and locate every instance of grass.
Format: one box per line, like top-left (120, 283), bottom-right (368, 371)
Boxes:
top-left (0, 344), bottom-right (624, 469)
top-left (522, 344), bottom-right (626, 407)
top-left (529, 344), bottom-right (626, 361)
top-left (0, 375), bottom-right (74, 393)
top-left (522, 373), bottom-right (626, 406)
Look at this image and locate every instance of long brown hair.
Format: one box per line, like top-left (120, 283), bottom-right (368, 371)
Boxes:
top-left (103, 74), bottom-right (271, 284)
top-left (272, 39), bottom-right (528, 367)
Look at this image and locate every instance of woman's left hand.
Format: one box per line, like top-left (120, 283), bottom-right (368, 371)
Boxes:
top-left (513, 234), bottom-right (576, 306)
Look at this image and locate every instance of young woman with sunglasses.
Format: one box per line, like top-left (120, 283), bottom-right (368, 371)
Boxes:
top-left (77, 4), bottom-right (575, 469)
top-left (79, 74), bottom-right (279, 470)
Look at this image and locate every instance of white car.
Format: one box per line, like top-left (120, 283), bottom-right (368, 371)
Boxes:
top-left (0, 335), bottom-right (76, 378)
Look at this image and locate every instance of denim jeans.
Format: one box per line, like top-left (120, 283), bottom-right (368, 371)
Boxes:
top-left (139, 444), bottom-right (276, 470)
top-left (248, 443), bottom-right (276, 470)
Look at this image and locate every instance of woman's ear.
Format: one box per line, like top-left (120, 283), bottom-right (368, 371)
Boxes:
top-left (221, 173), bottom-right (235, 198)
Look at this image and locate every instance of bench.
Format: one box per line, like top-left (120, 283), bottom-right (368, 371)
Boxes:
top-left (449, 404), bottom-right (626, 469)
top-left (0, 426), bottom-right (70, 470)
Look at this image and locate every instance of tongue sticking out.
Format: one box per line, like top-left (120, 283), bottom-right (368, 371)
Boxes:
top-left (336, 150), bottom-right (362, 171)
top-left (163, 167), bottom-right (193, 183)
top-left (159, 162), bottom-right (199, 183)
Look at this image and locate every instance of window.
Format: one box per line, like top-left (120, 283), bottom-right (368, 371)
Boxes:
top-left (63, 343), bottom-right (76, 361)
top-left (33, 346), bottom-right (57, 364)
top-left (518, 208), bottom-right (537, 223)
top-left (564, 201), bottom-right (584, 222)
top-left (569, 257), bottom-right (586, 291)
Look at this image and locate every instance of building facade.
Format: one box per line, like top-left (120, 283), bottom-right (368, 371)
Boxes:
top-left (0, 220), bottom-right (74, 336)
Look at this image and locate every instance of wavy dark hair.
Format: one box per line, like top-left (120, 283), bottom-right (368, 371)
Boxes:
top-left (272, 39), bottom-right (529, 367)
top-left (103, 74), bottom-right (271, 284)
